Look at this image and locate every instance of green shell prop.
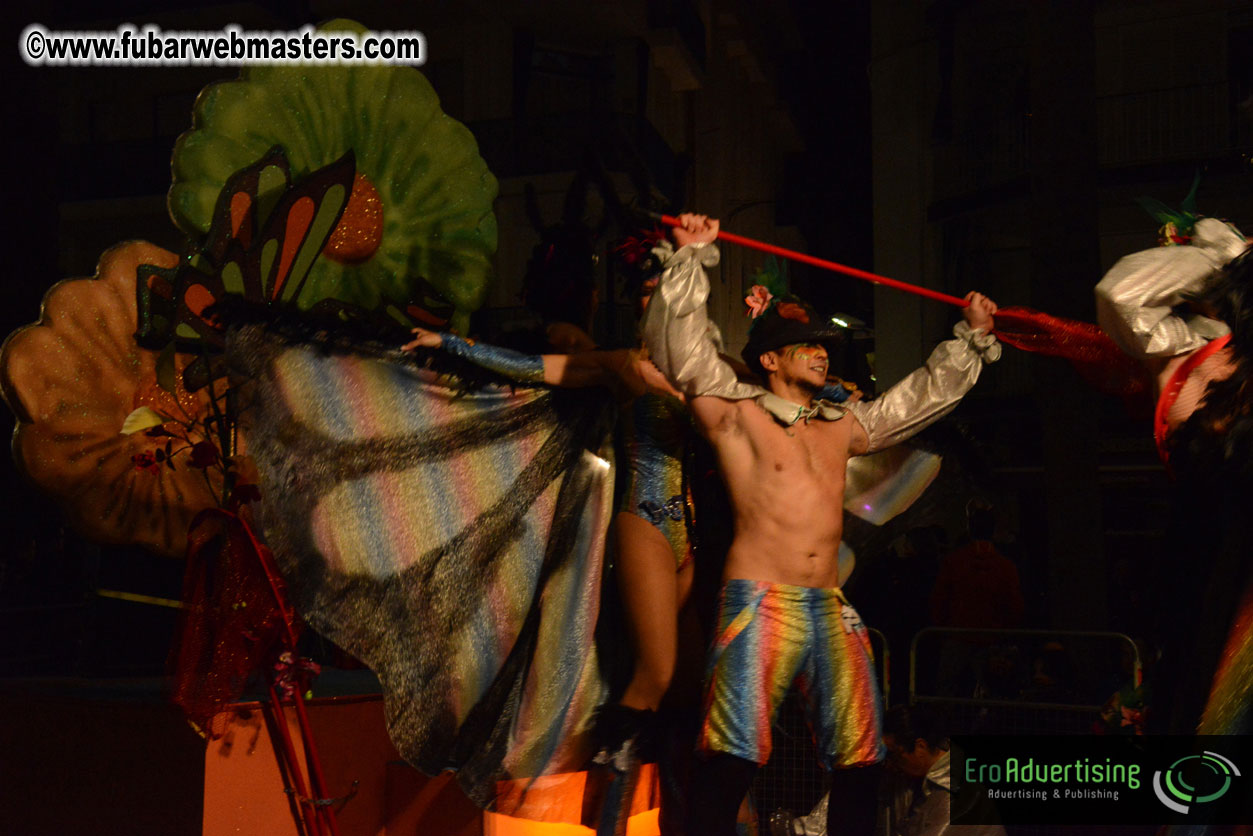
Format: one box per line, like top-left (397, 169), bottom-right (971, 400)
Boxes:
top-left (168, 19), bottom-right (497, 334)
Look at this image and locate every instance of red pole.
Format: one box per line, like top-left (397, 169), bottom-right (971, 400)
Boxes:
top-left (241, 514), bottom-right (342, 836)
top-left (291, 682), bottom-right (342, 836)
top-left (652, 213), bottom-right (971, 308)
top-left (265, 684), bottom-right (325, 836)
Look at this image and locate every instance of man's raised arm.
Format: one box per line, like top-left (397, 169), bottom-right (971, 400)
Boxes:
top-left (639, 215), bottom-right (762, 401)
top-left (848, 292), bottom-right (1001, 454)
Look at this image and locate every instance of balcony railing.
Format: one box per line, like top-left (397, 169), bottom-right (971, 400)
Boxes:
top-left (1097, 82), bottom-right (1248, 166)
top-left (931, 82), bottom-right (1249, 203)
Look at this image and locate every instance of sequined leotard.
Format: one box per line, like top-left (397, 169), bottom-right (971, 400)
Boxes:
top-left (616, 391), bottom-right (695, 571)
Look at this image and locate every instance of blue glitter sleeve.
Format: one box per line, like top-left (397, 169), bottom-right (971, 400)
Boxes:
top-left (441, 334), bottom-right (547, 384)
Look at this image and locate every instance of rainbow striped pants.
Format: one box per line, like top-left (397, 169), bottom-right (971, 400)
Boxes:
top-left (698, 579), bottom-right (885, 769)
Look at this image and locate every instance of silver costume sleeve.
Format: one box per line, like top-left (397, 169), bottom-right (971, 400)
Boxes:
top-left (639, 241), bottom-right (764, 401)
top-left (848, 322), bottom-right (1000, 453)
top-left (1094, 217), bottom-right (1245, 359)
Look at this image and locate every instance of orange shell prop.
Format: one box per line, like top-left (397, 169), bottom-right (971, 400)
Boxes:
top-left (0, 242), bottom-right (224, 557)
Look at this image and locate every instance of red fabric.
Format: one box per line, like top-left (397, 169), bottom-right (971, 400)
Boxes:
top-left (1153, 334), bottom-right (1232, 462)
top-left (170, 508), bottom-right (297, 737)
top-left (610, 227), bottom-right (666, 266)
top-left (993, 306), bottom-right (1154, 407)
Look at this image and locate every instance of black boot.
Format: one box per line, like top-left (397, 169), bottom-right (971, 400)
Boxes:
top-left (591, 703), bottom-right (655, 771)
top-left (582, 704), bottom-right (655, 836)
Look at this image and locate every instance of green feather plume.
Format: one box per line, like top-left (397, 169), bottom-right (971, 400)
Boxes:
top-left (1136, 172), bottom-right (1201, 238)
top-left (746, 255), bottom-right (790, 298)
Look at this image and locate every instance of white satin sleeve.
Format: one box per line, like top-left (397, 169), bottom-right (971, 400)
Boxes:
top-left (639, 241), bottom-right (764, 401)
top-left (847, 322), bottom-right (1000, 453)
top-left (1094, 217), bottom-right (1244, 359)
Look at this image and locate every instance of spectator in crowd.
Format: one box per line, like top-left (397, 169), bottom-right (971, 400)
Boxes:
top-left (1019, 641), bottom-right (1079, 704)
top-left (1094, 637), bottom-right (1150, 735)
top-left (930, 503), bottom-right (1024, 697)
top-left (882, 704), bottom-right (1005, 836)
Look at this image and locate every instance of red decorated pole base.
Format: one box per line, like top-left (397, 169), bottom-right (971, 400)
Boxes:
top-left (170, 508), bottom-right (343, 835)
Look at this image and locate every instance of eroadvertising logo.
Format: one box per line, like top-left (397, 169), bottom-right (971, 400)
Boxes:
top-left (1152, 752), bottom-right (1240, 815)
top-left (964, 753), bottom-right (1141, 802)
top-left (952, 736), bottom-right (1253, 826)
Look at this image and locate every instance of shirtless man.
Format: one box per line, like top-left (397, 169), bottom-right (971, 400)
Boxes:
top-left (640, 214), bottom-right (1000, 836)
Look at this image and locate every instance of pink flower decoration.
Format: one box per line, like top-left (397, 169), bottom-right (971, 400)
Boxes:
top-left (744, 285), bottom-right (773, 319)
top-left (273, 651), bottom-right (322, 700)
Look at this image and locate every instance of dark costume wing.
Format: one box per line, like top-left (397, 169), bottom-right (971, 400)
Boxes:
top-left (227, 324), bottom-right (616, 806)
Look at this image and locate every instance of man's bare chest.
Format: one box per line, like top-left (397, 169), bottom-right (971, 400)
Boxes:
top-left (744, 409), bottom-right (851, 477)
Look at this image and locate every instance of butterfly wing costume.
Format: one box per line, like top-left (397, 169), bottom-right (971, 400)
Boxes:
top-left (229, 326), bottom-right (616, 805)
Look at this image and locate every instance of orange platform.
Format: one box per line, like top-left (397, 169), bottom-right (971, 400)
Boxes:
top-left (0, 679), bottom-right (658, 836)
top-left (0, 679), bottom-right (478, 836)
top-left (203, 694), bottom-right (481, 836)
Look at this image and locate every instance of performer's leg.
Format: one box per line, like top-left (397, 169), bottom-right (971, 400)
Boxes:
top-left (689, 582), bottom-right (807, 836)
top-left (800, 590), bottom-right (885, 836)
top-left (615, 511), bottom-right (692, 711)
top-left (587, 513), bottom-right (692, 835)
top-left (686, 753), bottom-right (757, 836)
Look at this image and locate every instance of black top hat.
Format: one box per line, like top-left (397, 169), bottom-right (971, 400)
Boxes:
top-left (741, 295), bottom-right (845, 377)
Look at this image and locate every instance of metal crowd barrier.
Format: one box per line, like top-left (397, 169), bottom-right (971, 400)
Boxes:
top-left (909, 626), bottom-right (1143, 737)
